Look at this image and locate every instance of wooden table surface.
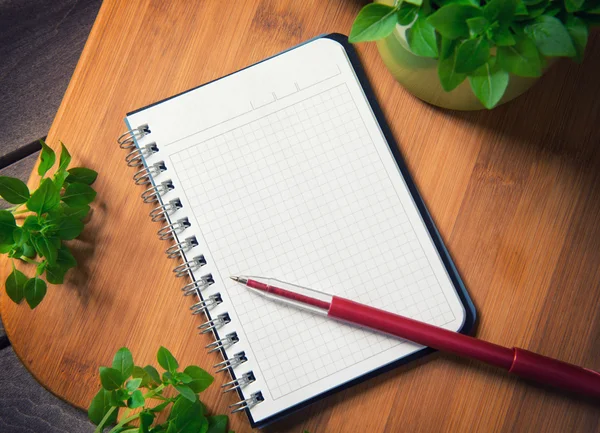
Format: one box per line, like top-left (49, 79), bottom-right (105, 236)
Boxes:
top-left (1, 1), bottom-right (599, 432)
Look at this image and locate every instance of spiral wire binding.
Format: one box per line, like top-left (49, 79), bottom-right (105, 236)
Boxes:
top-left (165, 235), bottom-right (197, 258)
top-left (133, 162), bottom-right (167, 185)
top-left (230, 392), bottom-right (265, 414)
top-left (119, 124), bottom-right (262, 414)
top-left (206, 332), bottom-right (239, 354)
top-left (142, 180), bottom-right (174, 203)
top-left (222, 372), bottom-right (256, 393)
top-left (214, 351), bottom-right (248, 373)
top-left (181, 274), bottom-right (214, 296)
top-left (151, 199), bottom-right (183, 222)
top-left (174, 255), bottom-right (207, 278)
top-left (118, 124), bottom-right (150, 149)
top-left (190, 293), bottom-right (222, 315)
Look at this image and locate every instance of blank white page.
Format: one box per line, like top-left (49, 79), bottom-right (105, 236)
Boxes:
top-left (126, 37), bottom-right (466, 425)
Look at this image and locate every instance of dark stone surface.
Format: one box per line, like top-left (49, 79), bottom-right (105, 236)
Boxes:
top-left (0, 0), bottom-right (102, 157)
top-left (0, 347), bottom-right (94, 433)
top-left (0, 0), bottom-right (101, 430)
top-left (0, 152), bottom-right (39, 188)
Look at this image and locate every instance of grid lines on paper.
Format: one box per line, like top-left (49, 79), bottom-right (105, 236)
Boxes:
top-left (170, 84), bottom-right (456, 399)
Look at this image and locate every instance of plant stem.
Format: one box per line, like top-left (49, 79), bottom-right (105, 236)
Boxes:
top-left (143, 384), bottom-right (166, 399)
top-left (20, 257), bottom-right (40, 266)
top-left (107, 412), bottom-right (138, 433)
top-left (106, 385), bottom-right (166, 433)
top-left (93, 406), bottom-right (117, 433)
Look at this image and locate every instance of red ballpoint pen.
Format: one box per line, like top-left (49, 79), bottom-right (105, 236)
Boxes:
top-left (230, 275), bottom-right (600, 399)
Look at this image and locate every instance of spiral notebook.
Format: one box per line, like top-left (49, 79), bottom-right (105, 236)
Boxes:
top-left (118, 34), bottom-right (475, 428)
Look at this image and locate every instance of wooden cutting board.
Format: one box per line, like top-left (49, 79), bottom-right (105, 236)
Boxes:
top-left (1, 1), bottom-right (599, 432)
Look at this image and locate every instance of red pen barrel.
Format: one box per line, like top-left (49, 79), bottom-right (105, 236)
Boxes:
top-left (510, 348), bottom-right (600, 399)
top-left (329, 297), bottom-right (600, 399)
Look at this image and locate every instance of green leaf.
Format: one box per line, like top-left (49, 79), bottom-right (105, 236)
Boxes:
top-left (88, 388), bottom-right (118, 426)
top-left (497, 36), bottom-right (543, 77)
top-left (22, 242), bottom-right (35, 258)
top-left (8, 246), bottom-right (23, 259)
top-left (36, 260), bottom-right (47, 276)
top-left (565, 16), bottom-right (588, 63)
top-left (404, 0), bottom-right (422, 5)
top-left (126, 377), bottom-right (142, 392)
top-left (406, 15), bottom-right (438, 57)
top-left (140, 411), bottom-right (155, 433)
top-left (0, 210), bottom-right (17, 250)
top-left (38, 140), bottom-right (56, 177)
top-left (515, 0), bottom-right (528, 15)
top-left (163, 371), bottom-right (175, 384)
top-left (48, 203), bottom-right (91, 223)
top-left (6, 266), bottom-right (27, 304)
top-left (13, 228), bottom-right (29, 247)
top-left (27, 178), bottom-right (60, 214)
top-left (56, 216), bottom-right (85, 240)
top-left (61, 183), bottom-right (97, 207)
top-left (438, 38), bottom-right (467, 91)
top-left (524, 16), bottom-right (576, 57)
top-left (65, 167), bottom-right (98, 185)
top-left (183, 366), bottom-right (214, 393)
top-left (23, 215), bottom-right (41, 231)
top-left (586, 4), bottom-right (600, 14)
top-left (466, 16), bottom-right (489, 36)
top-left (45, 246), bottom-right (77, 284)
top-left (206, 415), bottom-right (228, 433)
top-left (435, 0), bottom-right (479, 5)
top-left (109, 388), bottom-right (129, 407)
top-left (53, 142), bottom-right (72, 188)
top-left (427, 4), bottom-right (482, 39)
top-left (64, 205), bottom-right (90, 221)
top-left (524, 1), bottom-right (551, 19)
top-left (168, 396), bottom-right (206, 432)
top-left (157, 347), bottom-right (179, 373)
top-left (565, 0), bottom-right (585, 12)
top-left (144, 365), bottom-right (162, 384)
top-left (174, 384), bottom-right (197, 402)
top-left (469, 57), bottom-right (510, 109)
top-left (31, 234), bottom-right (58, 265)
top-left (491, 26), bottom-right (517, 46)
top-left (113, 347), bottom-right (135, 379)
top-left (483, 0), bottom-right (519, 23)
top-left (24, 277), bottom-right (47, 309)
top-left (397, 3), bottom-right (419, 25)
top-left (63, 204), bottom-right (91, 220)
top-left (45, 265), bottom-right (65, 284)
top-left (175, 372), bottom-right (193, 384)
top-left (348, 3), bottom-right (398, 43)
top-left (99, 366), bottom-right (124, 390)
top-left (57, 142), bottom-right (71, 173)
top-left (128, 389), bottom-right (145, 409)
top-left (132, 366), bottom-right (152, 387)
top-left (455, 37), bottom-right (490, 73)
top-left (0, 176), bottom-right (30, 204)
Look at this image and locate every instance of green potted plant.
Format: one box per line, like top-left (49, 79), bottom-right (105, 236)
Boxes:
top-left (349, 0), bottom-right (598, 110)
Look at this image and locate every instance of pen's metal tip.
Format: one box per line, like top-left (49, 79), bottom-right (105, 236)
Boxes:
top-left (229, 275), bottom-right (248, 284)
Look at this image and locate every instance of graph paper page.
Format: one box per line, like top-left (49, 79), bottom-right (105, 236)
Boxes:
top-left (127, 37), bottom-right (466, 423)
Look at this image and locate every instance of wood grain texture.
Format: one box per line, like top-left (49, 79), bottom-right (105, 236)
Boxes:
top-left (0, 0), bottom-right (102, 156)
top-left (0, 1), bottom-right (599, 432)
